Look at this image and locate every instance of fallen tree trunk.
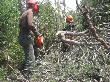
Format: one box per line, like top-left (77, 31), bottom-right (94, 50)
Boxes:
top-left (56, 30), bottom-right (88, 36)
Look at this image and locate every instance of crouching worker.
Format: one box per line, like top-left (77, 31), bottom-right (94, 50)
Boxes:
top-left (18, 0), bottom-right (40, 80)
top-left (61, 15), bottom-right (76, 52)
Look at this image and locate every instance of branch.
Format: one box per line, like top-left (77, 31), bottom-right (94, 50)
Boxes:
top-left (56, 30), bottom-right (88, 36)
top-left (76, 0), bottom-right (83, 13)
top-left (61, 35), bottom-right (105, 46)
top-left (81, 6), bottom-right (110, 49)
top-left (57, 32), bottom-right (103, 46)
top-left (76, 1), bottom-right (110, 49)
top-left (62, 39), bottom-right (84, 45)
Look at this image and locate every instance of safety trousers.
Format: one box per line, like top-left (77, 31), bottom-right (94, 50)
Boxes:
top-left (18, 34), bottom-right (35, 79)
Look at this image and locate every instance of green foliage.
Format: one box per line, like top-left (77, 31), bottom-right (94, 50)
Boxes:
top-left (37, 1), bottom-right (65, 48)
top-left (0, 67), bottom-right (7, 80)
top-left (39, 2), bottom-right (57, 34)
top-left (1, 0), bottom-right (110, 81)
top-left (80, 0), bottom-right (98, 7)
top-left (0, 0), bottom-right (23, 66)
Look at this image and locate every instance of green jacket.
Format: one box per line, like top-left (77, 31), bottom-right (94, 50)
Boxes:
top-left (63, 22), bottom-right (75, 31)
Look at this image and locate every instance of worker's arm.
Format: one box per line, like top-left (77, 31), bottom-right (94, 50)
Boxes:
top-left (27, 10), bottom-right (40, 36)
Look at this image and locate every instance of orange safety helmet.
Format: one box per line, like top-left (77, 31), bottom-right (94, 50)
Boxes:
top-left (27, 0), bottom-right (36, 4)
top-left (35, 35), bottom-right (44, 48)
top-left (66, 15), bottom-right (73, 22)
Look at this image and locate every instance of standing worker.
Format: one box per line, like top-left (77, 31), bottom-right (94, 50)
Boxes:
top-left (63, 15), bottom-right (75, 32)
top-left (61, 15), bottom-right (76, 52)
top-left (18, 0), bottom-right (40, 80)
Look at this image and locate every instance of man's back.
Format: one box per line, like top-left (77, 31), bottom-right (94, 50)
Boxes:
top-left (19, 9), bottom-right (34, 35)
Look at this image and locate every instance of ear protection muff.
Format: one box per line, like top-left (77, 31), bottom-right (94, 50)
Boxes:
top-left (33, 3), bottom-right (39, 13)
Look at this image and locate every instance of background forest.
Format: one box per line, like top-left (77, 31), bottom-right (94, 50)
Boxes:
top-left (0, 0), bottom-right (110, 82)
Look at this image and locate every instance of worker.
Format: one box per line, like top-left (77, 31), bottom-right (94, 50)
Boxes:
top-left (18, 0), bottom-right (40, 80)
top-left (63, 15), bottom-right (75, 32)
top-left (61, 15), bottom-right (76, 52)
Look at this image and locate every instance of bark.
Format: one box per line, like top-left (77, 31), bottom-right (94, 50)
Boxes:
top-left (56, 30), bottom-right (88, 36)
top-left (56, 31), bottom-right (105, 46)
top-left (81, 6), bottom-right (110, 49)
top-left (75, 0), bottom-right (110, 49)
